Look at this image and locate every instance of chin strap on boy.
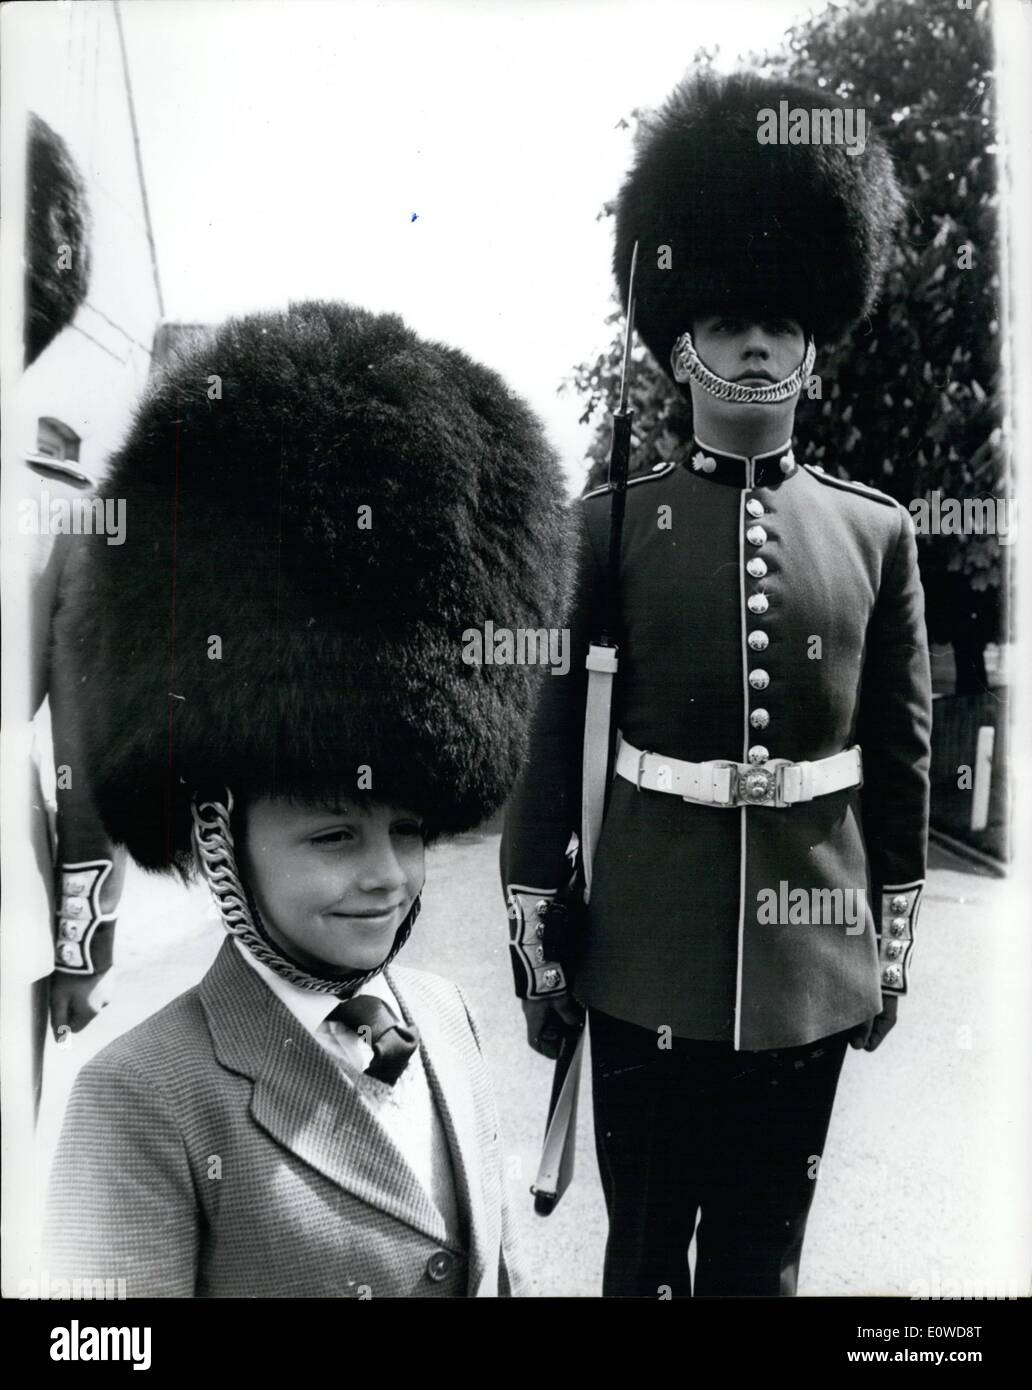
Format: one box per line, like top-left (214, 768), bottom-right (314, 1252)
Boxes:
top-left (190, 791), bottom-right (419, 1000)
top-left (328, 997), bottom-right (420, 1085)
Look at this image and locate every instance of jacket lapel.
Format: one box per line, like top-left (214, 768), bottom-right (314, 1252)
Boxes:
top-left (387, 968), bottom-right (491, 1294)
top-left (199, 939), bottom-right (448, 1245)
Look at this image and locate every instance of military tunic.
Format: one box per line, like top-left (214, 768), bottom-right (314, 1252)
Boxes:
top-left (502, 439), bottom-right (931, 1051)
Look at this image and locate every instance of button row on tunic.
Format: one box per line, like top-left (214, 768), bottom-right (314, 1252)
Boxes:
top-left (744, 497), bottom-right (772, 748)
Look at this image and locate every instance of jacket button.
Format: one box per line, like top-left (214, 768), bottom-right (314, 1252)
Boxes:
top-left (889, 917), bottom-right (908, 936)
top-left (746, 557), bottom-right (768, 578)
top-left (747, 630), bottom-right (769, 651)
top-left (748, 669), bottom-right (770, 690)
top-left (750, 708), bottom-right (770, 729)
top-left (746, 498), bottom-right (765, 518)
top-left (426, 1251), bottom-right (455, 1282)
top-left (890, 894), bottom-right (910, 913)
top-left (747, 745), bottom-right (769, 764)
top-left (746, 525), bottom-right (768, 547)
top-left (747, 593), bottom-right (769, 615)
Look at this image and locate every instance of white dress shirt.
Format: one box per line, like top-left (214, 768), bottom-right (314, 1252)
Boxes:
top-left (234, 940), bottom-right (460, 1235)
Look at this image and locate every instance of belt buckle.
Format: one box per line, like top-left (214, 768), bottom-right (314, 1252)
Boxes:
top-left (736, 761), bottom-right (788, 808)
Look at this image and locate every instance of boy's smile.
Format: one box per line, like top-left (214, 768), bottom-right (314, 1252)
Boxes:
top-left (239, 798), bottom-right (426, 973)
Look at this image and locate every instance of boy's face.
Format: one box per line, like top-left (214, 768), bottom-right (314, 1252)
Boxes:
top-left (690, 315), bottom-right (807, 386)
top-left (239, 798), bottom-right (426, 973)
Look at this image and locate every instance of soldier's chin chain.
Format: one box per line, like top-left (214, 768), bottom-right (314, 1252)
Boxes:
top-left (671, 330), bottom-right (816, 405)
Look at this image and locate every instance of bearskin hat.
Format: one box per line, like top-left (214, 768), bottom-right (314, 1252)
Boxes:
top-left (613, 70), bottom-right (905, 376)
top-left (25, 114), bottom-right (91, 366)
top-left (71, 301), bottom-right (573, 873)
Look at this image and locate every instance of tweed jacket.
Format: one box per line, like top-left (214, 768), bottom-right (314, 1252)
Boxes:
top-left (502, 442), bottom-right (932, 1051)
top-left (44, 939), bottom-right (528, 1297)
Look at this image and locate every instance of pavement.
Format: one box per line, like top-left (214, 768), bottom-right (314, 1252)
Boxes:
top-left (34, 836), bottom-right (1030, 1299)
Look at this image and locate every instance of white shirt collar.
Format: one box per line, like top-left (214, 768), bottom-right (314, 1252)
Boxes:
top-left (233, 938), bottom-right (398, 1039)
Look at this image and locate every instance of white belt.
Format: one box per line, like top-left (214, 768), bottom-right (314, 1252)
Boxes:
top-left (614, 737), bottom-right (863, 809)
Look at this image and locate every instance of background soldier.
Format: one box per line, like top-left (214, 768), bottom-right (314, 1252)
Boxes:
top-left (502, 70), bottom-right (932, 1297)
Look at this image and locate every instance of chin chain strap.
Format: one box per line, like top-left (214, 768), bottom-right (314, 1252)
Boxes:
top-left (190, 791), bottom-right (418, 999)
top-left (672, 330), bottom-right (816, 405)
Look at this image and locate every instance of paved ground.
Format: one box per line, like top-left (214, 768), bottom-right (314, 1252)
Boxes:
top-left (35, 836), bottom-right (1030, 1299)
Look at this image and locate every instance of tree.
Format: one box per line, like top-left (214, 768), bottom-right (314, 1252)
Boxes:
top-left (567, 0), bottom-right (1005, 693)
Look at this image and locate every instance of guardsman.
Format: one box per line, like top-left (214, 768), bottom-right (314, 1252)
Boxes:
top-left (502, 70), bottom-right (931, 1296)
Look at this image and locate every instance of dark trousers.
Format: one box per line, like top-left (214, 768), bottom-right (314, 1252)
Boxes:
top-left (589, 1008), bottom-right (850, 1297)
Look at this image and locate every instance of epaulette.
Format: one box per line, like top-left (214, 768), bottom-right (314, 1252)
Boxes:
top-left (25, 455), bottom-right (93, 489)
top-left (802, 463), bottom-right (897, 508)
top-left (582, 460), bottom-right (676, 501)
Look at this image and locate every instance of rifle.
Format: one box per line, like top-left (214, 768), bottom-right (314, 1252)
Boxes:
top-left (531, 243), bottom-right (638, 1215)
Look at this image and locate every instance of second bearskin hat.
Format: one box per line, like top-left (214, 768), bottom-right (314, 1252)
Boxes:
top-left (71, 301), bottom-right (572, 873)
top-left (613, 70), bottom-right (905, 376)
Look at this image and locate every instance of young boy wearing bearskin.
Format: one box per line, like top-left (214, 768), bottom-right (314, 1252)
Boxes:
top-left (43, 301), bottom-right (571, 1298)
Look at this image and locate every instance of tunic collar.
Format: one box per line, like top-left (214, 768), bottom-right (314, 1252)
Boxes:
top-left (686, 436), bottom-right (799, 489)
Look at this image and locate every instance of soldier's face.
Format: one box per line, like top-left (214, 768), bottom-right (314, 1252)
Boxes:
top-left (239, 797), bottom-right (425, 972)
top-left (691, 315), bottom-right (806, 389)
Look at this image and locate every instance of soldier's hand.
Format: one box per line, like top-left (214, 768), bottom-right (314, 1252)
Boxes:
top-left (50, 968), bottom-right (115, 1040)
top-left (849, 993), bottom-right (898, 1052)
top-left (521, 993), bottom-right (585, 1059)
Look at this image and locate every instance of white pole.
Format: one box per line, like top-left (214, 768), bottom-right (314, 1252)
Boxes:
top-left (971, 725), bottom-right (995, 832)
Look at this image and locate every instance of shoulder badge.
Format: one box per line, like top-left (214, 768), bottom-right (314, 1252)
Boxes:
top-left (582, 460), bottom-right (676, 501)
top-left (803, 464), bottom-right (897, 508)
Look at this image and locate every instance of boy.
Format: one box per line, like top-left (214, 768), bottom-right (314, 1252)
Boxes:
top-left (43, 301), bottom-right (572, 1297)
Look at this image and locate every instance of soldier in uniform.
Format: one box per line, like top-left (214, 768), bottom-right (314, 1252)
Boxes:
top-left (502, 71), bottom-right (932, 1297)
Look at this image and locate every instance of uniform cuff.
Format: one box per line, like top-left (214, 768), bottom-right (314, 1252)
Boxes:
top-left (506, 886), bottom-right (569, 999)
top-left (876, 882), bottom-right (923, 995)
top-left (53, 861), bottom-right (116, 975)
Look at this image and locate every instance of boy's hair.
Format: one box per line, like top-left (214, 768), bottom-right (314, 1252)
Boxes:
top-left (69, 302), bottom-right (573, 875)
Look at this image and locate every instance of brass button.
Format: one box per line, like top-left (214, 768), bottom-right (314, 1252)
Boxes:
top-left (426, 1251), bottom-right (455, 1282)
top-left (56, 942), bottom-right (82, 967)
top-left (534, 923), bottom-right (544, 940)
top-left (746, 525), bottom-right (768, 547)
top-left (889, 917), bottom-right (908, 936)
top-left (746, 558), bottom-right (768, 579)
top-left (747, 745), bottom-right (769, 764)
top-left (542, 967), bottom-right (561, 990)
top-left (882, 965), bottom-right (903, 989)
top-left (746, 498), bottom-right (765, 518)
top-left (63, 878), bottom-right (87, 896)
top-left (890, 894), bottom-right (909, 913)
top-left (747, 593), bottom-right (769, 615)
top-left (747, 630), bottom-right (769, 651)
top-left (748, 669), bottom-right (770, 690)
top-left (885, 941), bottom-right (904, 960)
top-left (59, 920), bottom-right (85, 942)
top-left (750, 708), bottom-right (770, 730)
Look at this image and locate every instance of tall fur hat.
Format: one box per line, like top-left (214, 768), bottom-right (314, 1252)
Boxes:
top-left (71, 301), bottom-right (572, 873)
top-left (613, 70), bottom-right (905, 376)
